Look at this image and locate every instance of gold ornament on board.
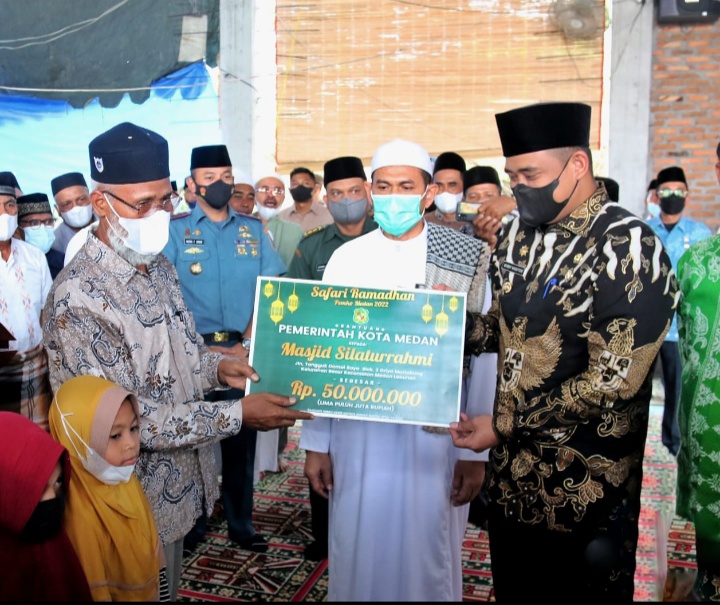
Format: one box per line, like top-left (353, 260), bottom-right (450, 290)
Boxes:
top-left (288, 283), bottom-right (299, 313)
top-left (435, 296), bottom-right (449, 337)
top-left (270, 283), bottom-right (285, 324)
top-left (421, 293), bottom-right (433, 323)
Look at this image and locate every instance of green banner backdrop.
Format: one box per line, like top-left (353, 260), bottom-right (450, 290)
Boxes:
top-left (246, 277), bottom-right (466, 427)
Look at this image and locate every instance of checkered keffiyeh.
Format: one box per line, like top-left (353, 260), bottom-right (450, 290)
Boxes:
top-left (425, 222), bottom-right (490, 314)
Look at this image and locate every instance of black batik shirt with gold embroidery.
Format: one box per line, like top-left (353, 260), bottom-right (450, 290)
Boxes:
top-left (467, 188), bottom-right (678, 531)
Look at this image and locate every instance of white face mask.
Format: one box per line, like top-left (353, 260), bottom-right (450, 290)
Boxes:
top-left (256, 204), bottom-right (280, 221)
top-left (0, 213), bottom-right (18, 241)
top-left (104, 194), bottom-right (170, 256)
top-left (56, 404), bottom-right (135, 485)
top-left (433, 191), bottom-right (462, 214)
top-left (61, 204), bottom-right (94, 228)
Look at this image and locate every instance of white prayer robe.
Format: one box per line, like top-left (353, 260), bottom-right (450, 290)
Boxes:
top-left (300, 225), bottom-right (489, 602)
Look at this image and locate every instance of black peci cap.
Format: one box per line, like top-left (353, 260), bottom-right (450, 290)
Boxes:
top-left (656, 166), bottom-right (687, 187)
top-left (190, 145), bottom-right (232, 170)
top-left (464, 166), bottom-right (501, 192)
top-left (17, 193), bottom-right (52, 217)
top-left (323, 156), bottom-right (366, 185)
top-left (89, 122), bottom-right (170, 184)
top-left (495, 102), bottom-right (591, 158)
top-left (0, 171), bottom-right (20, 191)
top-left (51, 172), bottom-right (87, 196)
top-left (433, 151), bottom-right (466, 175)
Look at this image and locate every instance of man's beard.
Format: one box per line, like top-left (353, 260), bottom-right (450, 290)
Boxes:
top-left (107, 227), bottom-right (159, 267)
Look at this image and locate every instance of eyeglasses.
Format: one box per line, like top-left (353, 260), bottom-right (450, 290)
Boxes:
top-left (20, 218), bottom-right (55, 228)
top-left (102, 190), bottom-right (180, 215)
top-left (657, 188), bottom-right (688, 199)
top-left (256, 186), bottom-right (285, 196)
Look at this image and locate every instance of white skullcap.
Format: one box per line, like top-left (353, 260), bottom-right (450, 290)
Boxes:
top-left (370, 139), bottom-right (432, 176)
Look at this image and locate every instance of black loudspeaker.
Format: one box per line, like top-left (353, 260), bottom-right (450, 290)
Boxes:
top-left (656, 0), bottom-right (720, 24)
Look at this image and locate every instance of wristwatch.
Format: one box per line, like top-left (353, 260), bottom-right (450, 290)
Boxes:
top-left (241, 338), bottom-right (252, 351)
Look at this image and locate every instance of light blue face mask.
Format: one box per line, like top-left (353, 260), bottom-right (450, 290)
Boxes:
top-left (24, 225), bottom-right (56, 254)
top-left (371, 187), bottom-right (427, 237)
top-left (646, 202), bottom-right (660, 220)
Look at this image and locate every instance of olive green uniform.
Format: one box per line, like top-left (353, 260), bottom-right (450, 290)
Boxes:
top-left (287, 217), bottom-right (378, 280)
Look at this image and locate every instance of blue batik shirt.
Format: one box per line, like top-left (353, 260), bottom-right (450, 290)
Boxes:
top-left (647, 214), bottom-right (711, 341)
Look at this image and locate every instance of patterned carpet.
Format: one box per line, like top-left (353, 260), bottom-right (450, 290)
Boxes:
top-left (178, 396), bottom-right (696, 602)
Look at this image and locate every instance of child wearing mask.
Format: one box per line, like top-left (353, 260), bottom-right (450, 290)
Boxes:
top-left (48, 375), bottom-right (169, 602)
top-left (0, 411), bottom-right (92, 601)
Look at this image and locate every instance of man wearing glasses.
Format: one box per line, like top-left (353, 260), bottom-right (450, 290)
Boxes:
top-left (42, 122), bottom-right (312, 599)
top-left (250, 174), bottom-right (305, 478)
top-left (0, 185), bottom-right (53, 431)
top-left (16, 193), bottom-right (63, 279)
top-left (253, 174), bottom-right (304, 268)
top-left (647, 165), bottom-right (712, 457)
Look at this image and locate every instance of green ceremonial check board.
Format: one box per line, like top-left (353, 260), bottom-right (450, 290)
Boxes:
top-left (245, 277), bottom-right (466, 427)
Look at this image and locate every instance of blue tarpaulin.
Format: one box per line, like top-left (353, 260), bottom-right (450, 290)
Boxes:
top-left (0, 61), bottom-right (221, 197)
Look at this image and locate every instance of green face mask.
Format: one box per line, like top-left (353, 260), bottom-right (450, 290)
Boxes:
top-left (371, 189), bottom-right (426, 236)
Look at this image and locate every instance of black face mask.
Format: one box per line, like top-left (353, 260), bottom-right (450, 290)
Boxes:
top-left (659, 195), bottom-right (685, 216)
top-left (195, 179), bottom-right (234, 210)
top-left (20, 496), bottom-right (65, 543)
top-left (289, 185), bottom-right (314, 202)
top-left (512, 156), bottom-right (578, 228)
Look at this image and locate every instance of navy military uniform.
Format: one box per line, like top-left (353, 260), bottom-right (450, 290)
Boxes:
top-left (165, 206), bottom-right (285, 335)
top-left (164, 204), bottom-right (286, 550)
top-left (288, 217), bottom-right (378, 281)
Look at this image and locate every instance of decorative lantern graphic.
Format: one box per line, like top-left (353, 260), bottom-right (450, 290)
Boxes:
top-left (264, 280), bottom-right (274, 298)
top-left (421, 293), bottom-right (433, 323)
top-left (270, 283), bottom-right (284, 324)
top-left (288, 283), bottom-right (299, 313)
top-left (435, 296), bottom-right (449, 337)
top-left (448, 296), bottom-right (459, 313)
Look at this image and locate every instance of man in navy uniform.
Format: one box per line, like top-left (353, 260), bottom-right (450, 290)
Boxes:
top-left (164, 144), bottom-right (287, 554)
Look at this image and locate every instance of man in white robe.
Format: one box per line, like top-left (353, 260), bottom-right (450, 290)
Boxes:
top-left (300, 139), bottom-right (492, 601)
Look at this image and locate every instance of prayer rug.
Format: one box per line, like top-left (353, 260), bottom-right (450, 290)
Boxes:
top-left (178, 401), bottom-right (695, 602)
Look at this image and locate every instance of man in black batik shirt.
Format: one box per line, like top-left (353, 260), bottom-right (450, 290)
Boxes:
top-left (450, 102), bottom-right (678, 602)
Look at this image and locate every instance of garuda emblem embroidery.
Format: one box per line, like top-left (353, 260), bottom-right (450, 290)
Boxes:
top-left (496, 316), bottom-right (562, 433)
top-left (588, 317), bottom-right (666, 398)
